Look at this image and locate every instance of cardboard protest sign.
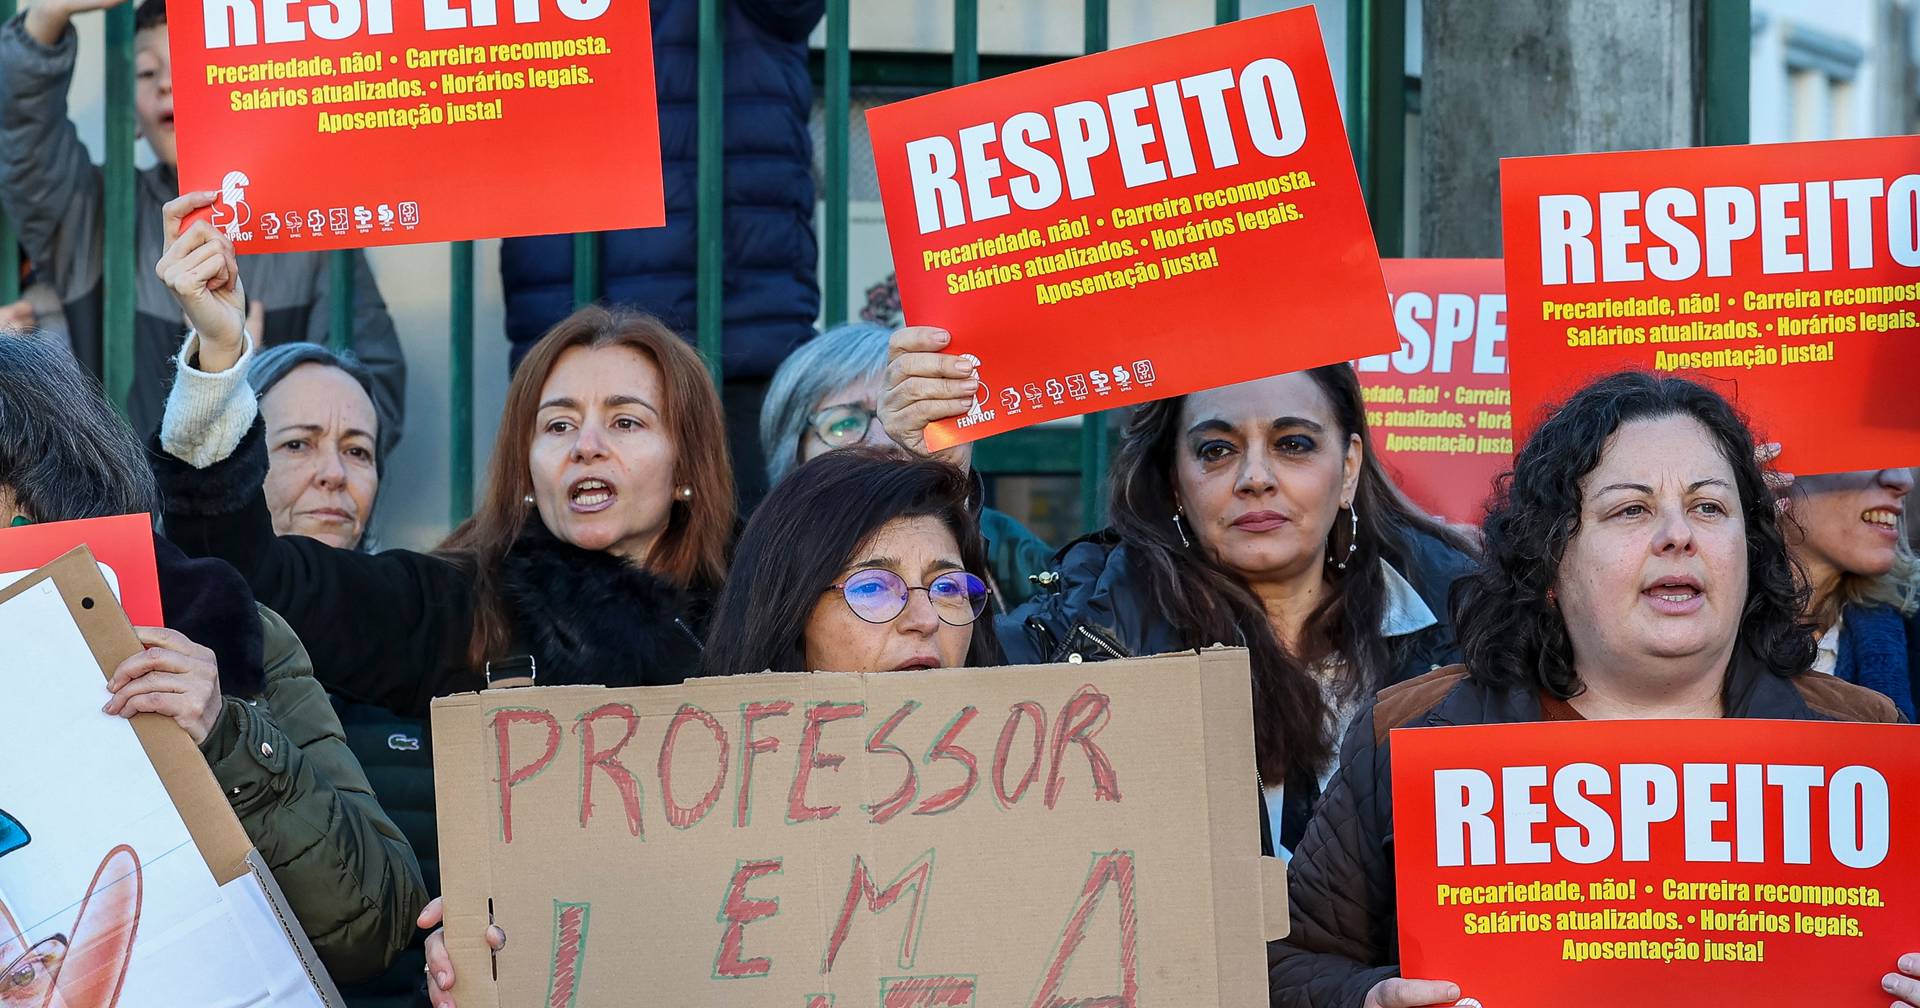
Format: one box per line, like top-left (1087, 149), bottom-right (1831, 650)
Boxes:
top-left (0, 548), bottom-right (340, 1006)
top-left (432, 649), bottom-right (1286, 1007)
top-left (1391, 719), bottom-right (1916, 1005)
top-left (0, 514), bottom-right (162, 625)
top-left (867, 8), bottom-right (1395, 451)
top-left (165, 0), bottom-right (663, 252)
top-left (1501, 136), bottom-right (1920, 475)
top-left (1357, 260), bottom-right (1509, 525)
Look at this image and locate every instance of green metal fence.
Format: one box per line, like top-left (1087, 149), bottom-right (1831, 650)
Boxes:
top-left (66, 0), bottom-right (1750, 534)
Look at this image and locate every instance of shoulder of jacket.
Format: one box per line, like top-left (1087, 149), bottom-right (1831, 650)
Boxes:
top-left (1373, 664), bottom-right (1471, 744)
top-left (1789, 673), bottom-right (1906, 724)
top-left (255, 603), bottom-right (316, 690)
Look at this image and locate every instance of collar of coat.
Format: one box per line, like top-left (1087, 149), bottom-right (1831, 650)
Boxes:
top-left (1419, 643), bottom-right (1825, 729)
top-left (496, 522), bottom-right (708, 688)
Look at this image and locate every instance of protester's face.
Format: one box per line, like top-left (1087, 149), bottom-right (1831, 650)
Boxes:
top-left (802, 516), bottom-right (975, 674)
top-left (1787, 468), bottom-right (1912, 586)
top-left (133, 28), bottom-right (176, 167)
top-left (528, 345), bottom-right (677, 564)
top-left (260, 364), bottom-right (379, 550)
top-left (799, 378), bottom-right (891, 465)
top-left (1555, 416), bottom-right (1748, 676)
top-left (1173, 373), bottom-right (1361, 584)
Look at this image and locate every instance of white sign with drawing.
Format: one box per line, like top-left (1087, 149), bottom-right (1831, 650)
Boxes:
top-left (0, 579), bottom-right (325, 1007)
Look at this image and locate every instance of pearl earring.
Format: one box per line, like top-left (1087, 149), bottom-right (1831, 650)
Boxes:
top-left (523, 494), bottom-right (535, 506)
top-left (676, 485), bottom-right (694, 501)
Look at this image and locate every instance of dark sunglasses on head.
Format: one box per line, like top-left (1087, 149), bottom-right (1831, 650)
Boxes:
top-left (826, 568), bottom-right (989, 626)
top-left (807, 403), bottom-right (878, 450)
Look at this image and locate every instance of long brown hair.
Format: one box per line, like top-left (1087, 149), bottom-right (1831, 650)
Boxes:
top-left (1108, 364), bottom-right (1475, 784)
top-left (437, 306), bottom-right (734, 664)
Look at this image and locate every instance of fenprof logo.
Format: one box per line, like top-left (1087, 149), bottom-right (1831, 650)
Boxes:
top-left (211, 170), bottom-right (252, 240)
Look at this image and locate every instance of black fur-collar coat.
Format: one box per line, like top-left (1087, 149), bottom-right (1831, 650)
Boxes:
top-left (156, 416), bottom-right (710, 716)
top-left (496, 522), bottom-right (708, 689)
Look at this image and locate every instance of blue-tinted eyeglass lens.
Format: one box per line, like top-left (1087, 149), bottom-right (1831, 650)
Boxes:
top-left (842, 569), bottom-right (908, 622)
top-left (928, 572), bottom-right (989, 623)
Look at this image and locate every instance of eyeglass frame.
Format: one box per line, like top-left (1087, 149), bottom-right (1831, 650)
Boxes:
top-left (0, 933), bottom-right (69, 995)
top-left (823, 568), bottom-right (989, 627)
top-left (805, 402), bottom-right (880, 451)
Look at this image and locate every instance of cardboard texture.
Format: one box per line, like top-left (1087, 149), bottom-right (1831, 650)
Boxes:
top-left (866, 7), bottom-right (1395, 451)
top-left (1391, 719), bottom-right (1919, 1005)
top-left (1355, 260), bottom-right (1510, 525)
top-left (0, 547), bottom-right (341, 1007)
top-left (433, 648), bottom-right (1282, 1006)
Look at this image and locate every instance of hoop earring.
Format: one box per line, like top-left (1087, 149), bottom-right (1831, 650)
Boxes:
top-left (1331, 502), bottom-right (1359, 570)
top-left (1172, 507), bottom-right (1192, 549)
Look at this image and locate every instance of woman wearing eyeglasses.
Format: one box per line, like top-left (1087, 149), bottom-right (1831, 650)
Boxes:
top-left (757, 322), bottom-right (1054, 609)
top-left (419, 449), bottom-right (1002, 1006)
top-left (703, 447), bottom-right (1004, 678)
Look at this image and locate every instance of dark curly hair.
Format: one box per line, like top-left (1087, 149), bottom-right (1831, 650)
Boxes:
top-left (1453, 371), bottom-right (1812, 697)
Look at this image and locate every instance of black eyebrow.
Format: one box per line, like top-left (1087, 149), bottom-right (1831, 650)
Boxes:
top-left (1185, 416), bottom-right (1325, 437)
top-left (1593, 482), bottom-right (1653, 496)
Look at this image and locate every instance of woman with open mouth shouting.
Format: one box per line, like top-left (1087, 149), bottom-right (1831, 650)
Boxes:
top-left (1266, 371), bottom-right (1911, 1008)
top-left (151, 193), bottom-right (733, 719)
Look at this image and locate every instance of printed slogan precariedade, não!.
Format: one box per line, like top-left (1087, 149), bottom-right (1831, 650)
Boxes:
top-left (165, 0), bottom-right (663, 251)
top-left (1356, 259), bottom-right (1509, 525)
top-left (431, 650), bottom-right (1283, 1007)
top-left (1391, 719), bottom-right (1917, 1006)
top-left (1500, 136), bottom-right (1920, 475)
top-left (865, 8), bottom-right (1395, 451)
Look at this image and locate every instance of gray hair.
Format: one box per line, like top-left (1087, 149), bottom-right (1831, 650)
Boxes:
top-left (248, 342), bottom-right (393, 464)
top-left (0, 333), bottom-right (158, 521)
top-left (759, 322), bottom-right (891, 487)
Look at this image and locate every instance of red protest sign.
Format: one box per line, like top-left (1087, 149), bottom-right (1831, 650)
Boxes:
top-left (1391, 719), bottom-right (1916, 1005)
top-left (166, 0), bottom-right (663, 252)
top-left (0, 514), bottom-right (162, 625)
top-left (1357, 259), bottom-right (1509, 525)
top-left (867, 8), bottom-right (1394, 452)
top-left (1500, 137), bottom-right (1920, 475)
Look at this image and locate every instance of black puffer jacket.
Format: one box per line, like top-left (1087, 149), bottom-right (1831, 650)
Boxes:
top-left (328, 698), bottom-right (436, 1008)
top-left (1266, 655), bottom-right (1906, 1007)
top-left (997, 527), bottom-right (1476, 850)
top-left (155, 419), bottom-right (709, 717)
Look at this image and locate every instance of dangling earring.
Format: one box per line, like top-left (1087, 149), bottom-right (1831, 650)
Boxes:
top-left (1546, 587), bottom-right (1558, 608)
top-left (1172, 506), bottom-right (1192, 548)
top-left (675, 485), bottom-right (694, 502)
top-left (1332, 502), bottom-right (1359, 570)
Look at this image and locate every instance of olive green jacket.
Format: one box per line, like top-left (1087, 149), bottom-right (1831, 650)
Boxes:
top-left (197, 605), bottom-right (427, 985)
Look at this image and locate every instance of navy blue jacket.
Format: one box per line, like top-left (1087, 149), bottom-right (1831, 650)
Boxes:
top-left (500, 0), bottom-right (823, 378)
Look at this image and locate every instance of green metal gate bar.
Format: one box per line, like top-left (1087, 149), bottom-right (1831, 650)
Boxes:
top-left (449, 241), bottom-right (474, 522)
top-left (571, 231), bottom-right (601, 308)
top-left (1702, 0), bottom-right (1751, 146)
top-left (1345, 0), bottom-right (1406, 256)
top-left (822, 0), bottom-right (850, 328)
top-left (952, 0), bottom-right (978, 87)
top-left (0, 0), bottom-right (15, 304)
top-left (103, 1), bottom-right (135, 415)
top-left (1078, 0), bottom-right (1110, 534)
top-left (696, 0), bottom-right (725, 383)
top-left (327, 250), bottom-right (354, 352)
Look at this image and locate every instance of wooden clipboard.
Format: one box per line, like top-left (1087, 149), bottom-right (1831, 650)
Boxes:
top-left (0, 546), bottom-right (345, 1006)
